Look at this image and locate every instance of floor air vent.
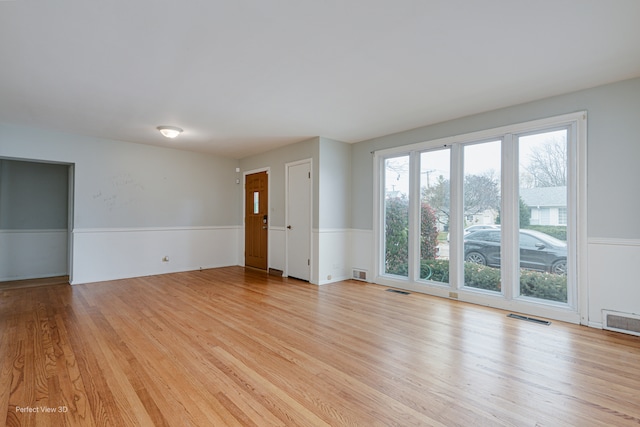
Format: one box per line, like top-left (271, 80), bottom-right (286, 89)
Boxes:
top-left (507, 313), bottom-right (551, 325)
top-left (603, 310), bottom-right (640, 337)
top-left (386, 289), bottom-right (410, 295)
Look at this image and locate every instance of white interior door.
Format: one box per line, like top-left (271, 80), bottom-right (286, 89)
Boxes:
top-left (286, 160), bottom-right (311, 281)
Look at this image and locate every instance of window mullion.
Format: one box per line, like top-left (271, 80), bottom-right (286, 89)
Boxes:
top-left (449, 144), bottom-right (463, 290)
top-left (501, 134), bottom-right (518, 300)
top-left (567, 121), bottom-right (578, 309)
top-left (408, 151), bottom-right (420, 282)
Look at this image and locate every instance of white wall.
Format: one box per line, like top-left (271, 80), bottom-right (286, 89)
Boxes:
top-left (268, 226), bottom-right (286, 271)
top-left (316, 228), bottom-right (351, 284)
top-left (0, 159), bottom-right (69, 228)
top-left (0, 124), bottom-right (241, 284)
top-left (0, 229), bottom-right (68, 280)
top-left (317, 137), bottom-right (352, 284)
top-left (587, 238), bottom-right (640, 328)
top-left (350, 229), bottom-right (374, 280)
top-left (318, 137), bottom-right (351, 230)
top-left (72, 226), bottom-right (239, 284)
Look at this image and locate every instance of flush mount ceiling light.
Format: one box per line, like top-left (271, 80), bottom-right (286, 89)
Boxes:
top-left (157, 126), bottom-right (183, 139)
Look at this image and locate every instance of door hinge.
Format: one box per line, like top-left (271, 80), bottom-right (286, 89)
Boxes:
top-left (307, 259), bottom-right (310, 266)
top-left (308, 172), bottom-right (310, 178)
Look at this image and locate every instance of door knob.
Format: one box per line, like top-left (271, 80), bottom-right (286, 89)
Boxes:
top-left (287, 225), bottom-right (292, 229)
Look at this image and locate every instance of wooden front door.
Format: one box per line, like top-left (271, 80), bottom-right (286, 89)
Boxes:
top-left (245, 171), bottom-right (268, 270)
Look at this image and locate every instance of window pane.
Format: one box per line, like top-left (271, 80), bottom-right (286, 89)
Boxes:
top-left (518, 130), bottom-right (568, 302)
top-left (463, 140), bottom-right (502, 292)
top-left (420, 149), bottom-right (450, 283)
top-left (253, 191), bottom-right (259, 214)
top-left (384, 156), bottom-right (410, 277)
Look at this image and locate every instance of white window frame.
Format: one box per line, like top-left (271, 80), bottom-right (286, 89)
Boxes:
top-left (373, 112), bottom-right (587, 324)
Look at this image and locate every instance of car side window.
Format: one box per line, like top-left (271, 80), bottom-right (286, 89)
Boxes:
top-left (486, 231), bottom-right (500, 243)
top-left (519, 234), bottom-right (539, 248)
top-left (469, 231), bottom-right (488, 240)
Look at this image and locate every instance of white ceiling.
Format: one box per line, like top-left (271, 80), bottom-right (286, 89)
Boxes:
top-left (1, 1), bottom-right (639, 159)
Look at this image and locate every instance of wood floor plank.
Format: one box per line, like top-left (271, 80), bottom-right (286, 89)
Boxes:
top-left (2, 266), bottom-right (640, 426)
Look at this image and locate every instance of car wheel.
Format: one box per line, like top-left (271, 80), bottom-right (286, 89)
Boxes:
top-left (465, 252), bottom-right (486, 265)
top-left (551, 260), bottom-right (567, 275)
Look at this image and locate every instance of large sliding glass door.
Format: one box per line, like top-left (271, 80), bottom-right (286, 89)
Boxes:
top-left (375, 113), bottom-right (584, 322)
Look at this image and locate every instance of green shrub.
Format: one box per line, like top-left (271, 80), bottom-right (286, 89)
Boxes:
top-left (384, 197), bottom-right (409, 275)
top-left (420, 259), bottom-right (450, 282)
top-left (464, 263), bottom-right (501, 291)
top-left (520, 270), bottom-right (567, 302)
top-left (420, 260), bottom-right (566, 302)
top-left (385, 196), bottom-right (439, 276)
top-left (420, 259), bottom-right (502, 290)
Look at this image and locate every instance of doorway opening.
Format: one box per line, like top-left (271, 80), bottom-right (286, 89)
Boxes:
top-left (0, 158), bottom-right (74, 285)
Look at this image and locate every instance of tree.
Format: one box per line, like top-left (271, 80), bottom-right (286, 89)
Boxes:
top-left (422, 172), bottom-right (500, 226)
top-left (463, 172), bottom-right (500, 216)
top-left (421, 174), bottom-right (450, 228)
top-left (521, 137), bottom-right (567, 188)
top-left (519, 197), bottom-right (530, 227)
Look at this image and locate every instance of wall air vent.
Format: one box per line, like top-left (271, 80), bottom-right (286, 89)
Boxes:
top-left (603, 310), bottom-right (640, 337)
top-left (352, 269), bottom-right (367, 281)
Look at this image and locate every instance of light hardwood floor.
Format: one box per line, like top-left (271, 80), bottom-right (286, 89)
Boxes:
top-left (1, 267), bottom-right (639, 426)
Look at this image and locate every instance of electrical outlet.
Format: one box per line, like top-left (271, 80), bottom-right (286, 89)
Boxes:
top-left (449, 292), bottom-right (458, 299)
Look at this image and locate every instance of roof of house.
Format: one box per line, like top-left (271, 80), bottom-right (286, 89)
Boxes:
top-left (520, 187), bottom-right (566, 208)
